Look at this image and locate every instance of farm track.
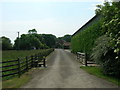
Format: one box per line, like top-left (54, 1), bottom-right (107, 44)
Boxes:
top-left (22, 49), bottom-right (118, 88)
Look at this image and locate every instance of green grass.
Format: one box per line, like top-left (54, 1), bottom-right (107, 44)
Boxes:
top-left (1, 49), bottom-right (54, 80)
top-left (80, 66), bottom-right (120, 86)
top-left (2, 49), bottom-right (47, 61)
top-left (2, 72), bottom-right (31, 88)
top-left (1, 49), bottom-right (54, 88)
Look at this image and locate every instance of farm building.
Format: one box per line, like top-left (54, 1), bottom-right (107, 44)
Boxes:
top-left (71, 14), bottom-right (102, 54)
top-left (63, 41), bottom-right (71, 49)
top-left (72, 14), bottom-right (101, 37)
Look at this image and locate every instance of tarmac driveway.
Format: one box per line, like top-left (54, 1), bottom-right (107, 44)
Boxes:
top-left (22, 49), bottom-right (118, 88)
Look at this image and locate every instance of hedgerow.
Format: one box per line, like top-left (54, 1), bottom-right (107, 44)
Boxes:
top-left (71, 19), bottom-right (102, 58)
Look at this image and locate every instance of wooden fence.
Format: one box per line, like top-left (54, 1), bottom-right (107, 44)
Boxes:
top-left (0, 49), bottom-right (53, 80)
top-left (76, 52), bottom-right (96, 66)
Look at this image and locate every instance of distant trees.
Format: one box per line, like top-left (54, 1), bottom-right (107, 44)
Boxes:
top-left (1, 36), bottom-right (13, 50)
top-left (28, 29), bottom-right (37, 34)
top-left (62, 34), bottom-right (71, 42)
top-left (14, 30), bottom-right (57, 50)
top-left (41, 34), bottom-right (56, 48)
top-left (1, 29), bottom-right (71, 50)
top-left (14, 34), bottom-right (44, 50)
top-left (58, 34), bottom-right (71, 42)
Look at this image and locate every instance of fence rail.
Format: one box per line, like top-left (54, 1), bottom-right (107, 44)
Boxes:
top-left (0, 49), bottom-right (54, 80)
top-left (76, 52), bottom-right (96, 66)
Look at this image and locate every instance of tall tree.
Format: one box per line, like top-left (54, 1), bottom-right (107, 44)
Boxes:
top-left (96, 1), bottom-right (120, 60)
top-left (28, 29), bottom-right (37, 34)
top-left (1, 36), bottom-right (12, 50)
top-left (91, 1), bottom-right (120, 77)
top-left (14, 34), bottom-right (44, 50)
top-left (14, 29), bottom-right (52, 50)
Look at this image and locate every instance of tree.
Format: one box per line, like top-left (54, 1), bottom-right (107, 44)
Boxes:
top-left (96, 1), bottom-right (120, 60)
top-left (92, 1), bottom-right (120, 77)
top-left (14, 34), bottom-right (44, 50)
top-left (1, 36), bottom-right (12, 50)
top-left (62, 34), bottom-right (71, 42)
top-left (28, 29), bottom-right (37, 34)
top-left (41, 34), bottom-right (56, 48)
top-left (58, 34), bottom-right (71, 42)
top-left (14, 29), bottom-right (53, 50)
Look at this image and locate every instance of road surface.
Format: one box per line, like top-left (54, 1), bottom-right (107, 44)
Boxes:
top-left (22, 49), bottom-right (118, 88)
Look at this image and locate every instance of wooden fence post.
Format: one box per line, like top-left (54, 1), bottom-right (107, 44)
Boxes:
top-left (17, 58), bottom-right (21, 78)
top-left (77, 53), bottom-right (79, 59)
top-left (34, 54), bottom-right (38, 67)
top-left (33, 55), bottom-right (35, 67)
top-left (31, 55), bottom-right (33, 68)
top-left (26, 56), bottom-right (28, 71)
top-left (35, 54), bottom-right (37, 60)
top-left (43, 57), bottom-right (46, 67)
top-left (85, 53), bottom-right (87, 66)
top-left (38, 53), bottom-right (40, 62)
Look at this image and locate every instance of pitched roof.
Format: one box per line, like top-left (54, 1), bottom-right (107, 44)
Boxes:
top-left (72, 14), bottom-right (100, 37)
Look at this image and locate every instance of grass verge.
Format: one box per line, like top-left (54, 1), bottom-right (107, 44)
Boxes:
top-left (80, 66), bottom-right (120, 86)
top-left (2, 72), bottom-right (31, 88)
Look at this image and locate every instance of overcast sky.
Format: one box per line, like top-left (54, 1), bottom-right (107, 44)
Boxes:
top-left (0, 0), bottom-right (104, 43)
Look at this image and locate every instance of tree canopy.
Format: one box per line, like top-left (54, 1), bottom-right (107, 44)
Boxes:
top-left (96, 1), bottom-right (120, 60)
top-left (58, 34), bottom-right (71, 42)
top-left (28, 29), bottom-right (37, 34)
top-left (1, 36), bottom-right (13, 50)
top-left (91, 1), bottom-right (120, 77)
top-left (41, 34), bottom-right (56, 48)
top-left (14, 30), bottom-right (57, 50)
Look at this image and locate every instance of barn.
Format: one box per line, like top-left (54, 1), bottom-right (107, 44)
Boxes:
top-left (71, 14), bottom-right (102, 55)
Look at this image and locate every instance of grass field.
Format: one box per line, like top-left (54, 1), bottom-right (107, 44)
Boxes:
top-left (1, 49), bottom-right (54, 88)
top-left (2, 49), bottom-right (50, 61)
top-left (1, 49), bottom-right (54, 80)
top-left (80, 66), bottom-right (120, 86)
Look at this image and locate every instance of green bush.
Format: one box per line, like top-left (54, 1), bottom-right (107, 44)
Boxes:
top-left (91, 35), bottom-right (120, 77)
top-left (92, 2), bottom-right (120, 78)
top-left (96, 2), bottom-right (120, 65)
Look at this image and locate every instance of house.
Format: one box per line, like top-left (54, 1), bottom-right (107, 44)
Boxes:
top-left (63, 41), bottom-right (71, 49)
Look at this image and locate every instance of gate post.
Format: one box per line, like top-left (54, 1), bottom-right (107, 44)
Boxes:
top-left (17, 57), bottom-right (21, 78)
top-left (26, 56), bottom-right (28, 71)
top-left (85, 53), bottom-right (87, 66)
top-left (43, 56), bottom-right (46, 67)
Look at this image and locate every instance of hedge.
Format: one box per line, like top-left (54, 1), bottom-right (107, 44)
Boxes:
top-left (71, 20), bottom-right (102, 59)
